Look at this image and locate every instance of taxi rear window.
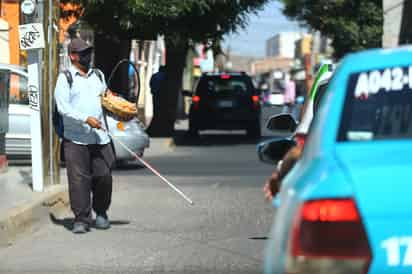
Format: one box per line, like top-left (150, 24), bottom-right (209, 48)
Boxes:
top-left (338, 66), bottom-right (412, 142)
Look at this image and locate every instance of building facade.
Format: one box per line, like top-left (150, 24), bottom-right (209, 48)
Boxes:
top-left (0, 0), bottom-right (21, 65)
top-left (250, 57), bottom-right (294, 76)
top-left (383, 0), bottom-right (403, 47)
top-left (0, 0), bottom-right (21, 171)
top-left (266, 32), bottom-right (303, 58)
top-left (295, 34), bottom-right (313, 60)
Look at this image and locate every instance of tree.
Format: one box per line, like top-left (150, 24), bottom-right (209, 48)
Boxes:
top-left (280, 0), bottom-right (383, 59)
top-left (72, 0), bottom-right (269, 136)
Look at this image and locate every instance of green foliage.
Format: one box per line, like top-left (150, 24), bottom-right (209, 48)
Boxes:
top-left (77, 0), bottom-right (269, 43)
top-left (280, 0), bottom-right (383, 58)
top-left (73, 0), bottom-right (270, 136)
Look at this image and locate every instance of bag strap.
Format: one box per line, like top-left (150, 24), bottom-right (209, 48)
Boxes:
top-left (93, 68), bottom-right (104, 84)
top-left (63, 70), bottom-right (73, 89)
top-left (61, 69), bottom-right (105, 96)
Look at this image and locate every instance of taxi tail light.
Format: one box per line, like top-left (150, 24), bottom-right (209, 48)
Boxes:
top-left (286, 199), bottom-right (371, 274)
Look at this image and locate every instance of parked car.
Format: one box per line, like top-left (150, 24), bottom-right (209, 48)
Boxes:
top-left (2, 64), bottom-right (30, 160)
top-left (264, 47), bottom-right (412, 274)
top-left (186, 72), bottom-right (261, 136)
top-left (3, 64), bottom-right (149, 165)
top-left (106, 116), bottom-right (149, 165)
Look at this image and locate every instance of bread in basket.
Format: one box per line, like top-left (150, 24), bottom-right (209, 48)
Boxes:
top-left (101, 91), bottom-right (137, 121)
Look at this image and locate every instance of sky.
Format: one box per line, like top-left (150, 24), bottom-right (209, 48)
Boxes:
top-left (222, 1), bottom-right (306, 57)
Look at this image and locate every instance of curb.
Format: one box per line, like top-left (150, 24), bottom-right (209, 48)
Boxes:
top-left (0, 185), bottom-right (69, 247)
top-left (145, 137), bottom-right (176, 158)
top-left (164, 137), bottom-right (176, 149)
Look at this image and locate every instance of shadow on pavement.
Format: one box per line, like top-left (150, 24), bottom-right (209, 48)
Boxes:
top-left (248, 236), bottom-right (269, 240)
top-left (172, 130), bottom-right (264, 147)
top-left (114, 162), bottom-right (145, 171)
top-left (50, 214), bottom-right (131, 231)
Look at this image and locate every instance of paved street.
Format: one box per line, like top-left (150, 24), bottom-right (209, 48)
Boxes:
top-left (0, 0), bottom-right (389, 272)
top-left (0, 107), bottom-right (281, 274)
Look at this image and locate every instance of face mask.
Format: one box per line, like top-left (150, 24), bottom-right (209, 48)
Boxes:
top-left (78, 51), bottom-right (92, 70)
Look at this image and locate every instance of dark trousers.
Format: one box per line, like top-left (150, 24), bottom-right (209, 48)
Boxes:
top-left (64, 141), bottom-right (115, 224)
top-left (152, 93), bottom-right (160, 117)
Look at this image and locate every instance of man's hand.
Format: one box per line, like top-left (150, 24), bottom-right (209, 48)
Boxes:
top-left (263, 171), bottom-right (280, 202)
top-left (263, 181), bottom-right (273, 201)
top-left (262, 145), bottom-right (304, 203)
top-left (86, 117), bottom-right (102, 129)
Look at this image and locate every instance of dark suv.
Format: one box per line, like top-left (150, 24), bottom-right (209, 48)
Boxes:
top-left (188, 72), bottom-right (261, 136)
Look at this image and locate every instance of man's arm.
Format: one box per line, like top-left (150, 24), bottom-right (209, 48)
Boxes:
top-left (95, 68), bottom-right (108, 95)
top-left (54, 74), bottom-right (89, 123)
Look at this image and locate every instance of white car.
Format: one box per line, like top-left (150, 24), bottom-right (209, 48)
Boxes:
top-left (106, 116), bottom-right (150, 164)
top-left (2, 64), bottom-right (149, 165)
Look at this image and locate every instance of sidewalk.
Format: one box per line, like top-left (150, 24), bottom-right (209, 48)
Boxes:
top-left (0, 135), bottom-right (177, 247)
top-left (0, 166), bottom-right (69, 247)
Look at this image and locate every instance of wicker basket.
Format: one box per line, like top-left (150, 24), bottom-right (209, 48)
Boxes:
top-left (101, 91), bottom-right (137, 121)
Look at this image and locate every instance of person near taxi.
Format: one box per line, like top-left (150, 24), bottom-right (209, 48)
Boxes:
top-left (282, 73), bottom-right (296, 115)
top-left (54, 38), bottom-right (115, 234)
top-left (263, 144), bottom-right (303, 202)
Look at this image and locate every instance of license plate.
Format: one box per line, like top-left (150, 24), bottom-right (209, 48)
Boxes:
top-left (217, 100), bottom-right (233, 108)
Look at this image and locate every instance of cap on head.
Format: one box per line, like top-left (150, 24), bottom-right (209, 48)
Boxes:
top-left (68, 38), bottom-right (93, 54)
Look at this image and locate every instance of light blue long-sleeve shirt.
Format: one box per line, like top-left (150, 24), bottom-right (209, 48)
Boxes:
top-left (54, 65), bottom-right (110, 145)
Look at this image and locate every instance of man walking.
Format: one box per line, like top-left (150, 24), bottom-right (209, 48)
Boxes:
top-left (282, 73), bottom-right (296, 117)
top-left (55, 38), bottom-right (115, 234)
top-left (149, 65), bottom-right (166, 116)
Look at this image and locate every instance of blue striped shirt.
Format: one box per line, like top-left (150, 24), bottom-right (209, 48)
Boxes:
top-left (54, 65), bottom-right (110, 145)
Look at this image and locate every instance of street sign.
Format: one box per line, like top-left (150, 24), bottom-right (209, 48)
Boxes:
top-left (18, 23), bottom-right (45, 50)
top-left (28, 62), bottom-right (44, 192)
top-left (21, 0), bottom-right (36, 16)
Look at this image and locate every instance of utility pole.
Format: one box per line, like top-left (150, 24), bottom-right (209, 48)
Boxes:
top-left (20, 0), bottom-right (60, 191)
top-left (21, 0), bottom-right (46, 191)
top-left (310, 31), bottom-right (321, 74)
top-left (45, 0), bottom-right (60, 187)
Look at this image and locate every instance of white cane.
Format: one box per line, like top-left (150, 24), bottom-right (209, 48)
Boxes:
top-left (105, 131), bottom-right (194, 206)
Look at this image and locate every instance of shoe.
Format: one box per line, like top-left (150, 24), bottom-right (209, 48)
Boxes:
top-left (72, 222), bottom-right (89, 234)
top-left (95, 215), bottom-right (110, 230)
